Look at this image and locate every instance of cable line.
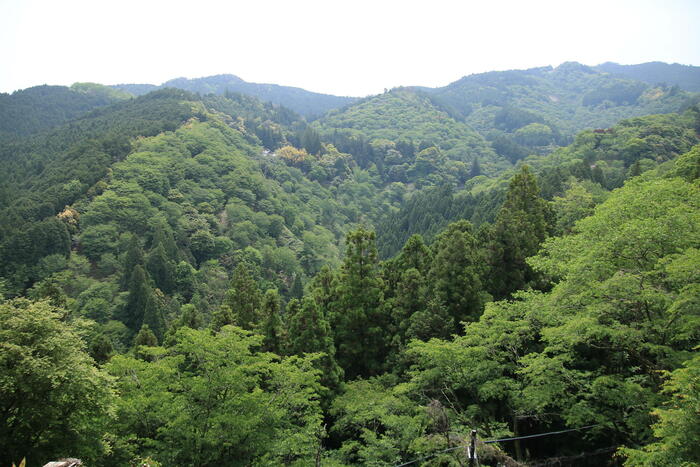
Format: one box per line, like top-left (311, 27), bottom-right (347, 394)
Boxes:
top-left (483, 424), bottom-right (600, 444)
top-left (394, 424), bottom-right (602, 467)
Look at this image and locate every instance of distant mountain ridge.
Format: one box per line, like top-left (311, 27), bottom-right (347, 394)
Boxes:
top-left (595, 61), bottom-right (700, 92)
top-left (111, 74), bottom-right (358, 118)
top-left (316, 61), bottom-right (697, 168)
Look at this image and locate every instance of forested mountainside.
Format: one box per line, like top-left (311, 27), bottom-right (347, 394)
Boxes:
top-left (0, 83), bottom-right (130, 137)
top-left (111, 74), bottom-right (358, 117)
top-left (596, 61), bottom-right (700, 92)
top-left (1, 64), bottom-right (699, 466)
top-left (314, 62), bottom-right (696, 171)
top-left (424, 62), bottom-right (694, 141)
top-left (376, 109), bottom-right (699, 256)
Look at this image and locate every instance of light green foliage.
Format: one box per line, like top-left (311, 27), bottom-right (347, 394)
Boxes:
top-left (400, 153), bottom-right (700, 461)
top-left (105, 326), bottom-right (325, 465)
top-left (0, 299), bottom-right (114, 466)
top-left (329, 377), bottom-right (428, 466)
top-left (621, 354), bottom-right (700, 467)
top-left (317, 88), bottom-right (507, 181)
top-left (520, 169), bottom-right (700, 442)
top-left (435, 63), bottom-right (694, 137)
top-left (550, 178), bottom-right (596, 234)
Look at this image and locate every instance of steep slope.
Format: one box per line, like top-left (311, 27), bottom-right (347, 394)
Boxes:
top-left (112, 74), bottom-right (357, 117)
top-left (596, 61), bottom-right (700, 92)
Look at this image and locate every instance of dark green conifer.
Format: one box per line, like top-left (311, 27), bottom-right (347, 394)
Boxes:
top-left (288, 296), bottom-right (343, 396)
top-left (134, 323), bottom-right (158, 347)
top-left (146, 242), bottom-right (175, 294)
top-left (429, 220), bottom-right (484, 327)
top-left (332, 227), bottom-right (387, 379)
top-left (121, 235), bottom-right (144, 289)
top-left (469, 156), bottom-right (482, 178)
top-left (142, 289), bottom-right (166, 342)
top-left (178, 303), bottom-right (202, 329)
top-left (174, 261), bottom-right (197, 301)
top-left (406, 298), bottom-right (454, 341)
top-left (489, 165), bottom-right (549, 299)
top-left (260, 289), bottom-right (283, 354)
top-left (290, 274), bottom-right (304, 300)
top-left (123, 265), bottom-right (151, 332)
top-left (152, 222), bottom-right (179, 260)
top-left (224, 263), bottom-right (262, 330)
top-left (211, 305), bottom-right (234, 332)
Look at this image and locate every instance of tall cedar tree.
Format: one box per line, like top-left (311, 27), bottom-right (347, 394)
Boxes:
top-left (489, 165), bottom-right (549, 299)
top-left (123, 264), bottom-right (152, 333)
top-left (391, 267), bottom-right (428, 345)
top-left (290, 274), bottom-right (304, 300)
top-left (134, 323), bottom-right (158, 347)
top-left (121, 236), bottom-right (144, 289)
top-left (332, 227), bottom-right (386, 379)
top-left (260, 289), bottom-right (283, 354)
top-left (310, 265), bottom-right (337, 313)
top-left (151, 222), bottom-right (179, 260)
top-left (380, 234), bottom-right (431, 309)
top-left (287, 296), bottom-right (343, 396)
top-left (146, 242), bottom-right (175, 294)
top-left (142, 288), bottom-right (166, 342)
top-left (224, 263), bottom-right (262, 330)
top-left (429, 220), bottom-right (484, 328)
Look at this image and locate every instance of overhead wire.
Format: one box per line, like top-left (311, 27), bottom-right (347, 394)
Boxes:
top-left (394, 423), bottom-right (602, 467)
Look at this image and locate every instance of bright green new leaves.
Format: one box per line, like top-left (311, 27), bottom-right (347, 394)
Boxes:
top-left (329, 377), bottom-right (428, 466)
top-left (520, 172), bottom-right (700, 441)
top-left (0, 299), bottom-right (114, 466)
top-left (105, 326), bottom-right (325, 466)
top-left (622, 354), bottom-right (700, 467)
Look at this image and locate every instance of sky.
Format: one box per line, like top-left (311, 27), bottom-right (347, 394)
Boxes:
top-left (1, 0), bottom-right (699, 97)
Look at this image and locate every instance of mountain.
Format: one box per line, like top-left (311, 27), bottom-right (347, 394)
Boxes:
top-left (0, 83), bottom-right (130, 138)
top-left (596, 61), bottom-right (700, 92)
top-left (427, 62), bottom-right (694, 137)
top-left (111, 74), bottom-right (358, 118)
top-left (311, 63), bottom-right (696, 186)
top-left (315, 88), bottom-right (507, 177)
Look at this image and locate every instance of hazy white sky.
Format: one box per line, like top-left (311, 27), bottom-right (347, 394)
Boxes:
top-left (1, 0), bottom-right (699, 96)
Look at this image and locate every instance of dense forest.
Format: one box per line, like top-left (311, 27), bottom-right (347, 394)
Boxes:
top-left (0, 62), bottom-right (699, 467)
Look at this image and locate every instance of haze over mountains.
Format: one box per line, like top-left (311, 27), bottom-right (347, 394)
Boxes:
top-left (106, 60), bottom-right (700, 117)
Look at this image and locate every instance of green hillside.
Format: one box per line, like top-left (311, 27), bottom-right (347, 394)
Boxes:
top-left (432, 62), bottom-right (693, 135)
top-left (0, 83), bottom-right (130, 137)
top-left (376, 108), bottom-right (699, 257)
